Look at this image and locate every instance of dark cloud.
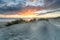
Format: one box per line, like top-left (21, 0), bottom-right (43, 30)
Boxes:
top-left (0, 4), bottom-right (23, 12)
top-left (0, 0), bottom-right (5, 4)
top-left (0, 0), bottom-right (25, 13)
top-left (45, 0), bottom-right (60, 9)
top-left (0, 0), bottom-right (60, 14)
top-left (0, 6), bottom-right (23, 14)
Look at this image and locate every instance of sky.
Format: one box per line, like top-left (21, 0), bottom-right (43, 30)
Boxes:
top-left (0, 0), bottom-right (60, 14)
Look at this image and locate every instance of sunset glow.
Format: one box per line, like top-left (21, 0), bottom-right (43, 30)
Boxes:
top-left (30, 0), bottom-right (36, 2)
top-left (18, 7), bottom-right (40, 16)
top-left (0, 7), bottom-right (60, 21)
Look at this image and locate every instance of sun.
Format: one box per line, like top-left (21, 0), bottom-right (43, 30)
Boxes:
top-left (20, 8), bottom-right (37, 16)
top-left (16, 7), bottom-right (44, 21)
top-left (17, 7), bottom-right (43, 16)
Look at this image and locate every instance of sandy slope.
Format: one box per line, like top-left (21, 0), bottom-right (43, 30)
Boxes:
top-left (0, 19), bottom-right (60, 40)
top-left (0, 11), bottom-right (60, 40)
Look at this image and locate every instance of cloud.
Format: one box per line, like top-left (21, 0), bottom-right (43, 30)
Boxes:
top-left (0, 0), bottom-right (25, 13)
top-left (24, 0), bottom-right (45, 7)
top-left (45, 0), bottom-right (60, 9)
top-left (0, 0), bottom-right (60, 14)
